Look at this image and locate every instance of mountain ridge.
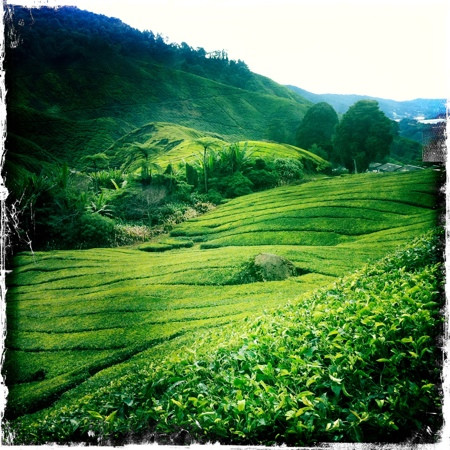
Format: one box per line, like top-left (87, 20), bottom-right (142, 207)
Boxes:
top-left (286, 85), bottom-right (446, 120)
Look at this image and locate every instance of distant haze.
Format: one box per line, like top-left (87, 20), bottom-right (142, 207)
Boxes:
top-left (6, 0), bottom-right (450, 101)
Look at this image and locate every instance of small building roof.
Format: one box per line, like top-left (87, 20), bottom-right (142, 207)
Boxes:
top-left (377, 163), bottom-right (402, 172)
top-left (397, 165), bottom-right (424, 172)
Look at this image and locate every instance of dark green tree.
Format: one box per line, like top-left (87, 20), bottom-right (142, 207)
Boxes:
top-left (121, 142), bottom-right (160, 186)
top-left (81, 153), bottom-right (109, 172)
top-left (333, 100), bottom-right (395, 173)
top-left (185, 162), bottom-right (199, 187)
top-left (296, 102), bottom-right (339, 159)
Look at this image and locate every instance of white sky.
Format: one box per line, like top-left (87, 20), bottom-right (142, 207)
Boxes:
top-left (6, 0), bottom-right (450, 101)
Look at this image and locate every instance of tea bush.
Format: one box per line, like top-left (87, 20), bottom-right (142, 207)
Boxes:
top-left (7, 232), bottom-right (443, 444)
top-left (4, 171), bottom-right (442, 445)
top-left (126, 236), bottom-right (443, 445)
top-left (139, 239), bottom-right (194, 252)
top-left (138, 243), bottom-right (173, 252)
top-left (172, 170), bottom-right (440, 249)
top-left (77, 213), bottom-right (116, 248)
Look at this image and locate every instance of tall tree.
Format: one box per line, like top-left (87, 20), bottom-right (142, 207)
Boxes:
top-left (296, 102), bottom-right (339, 159)
top-left (121, 142), bottom-right (160, 185)
top-left (333, 100), bottom-right (394, 173)
top-left (193, 138), bottom-right (221, 193)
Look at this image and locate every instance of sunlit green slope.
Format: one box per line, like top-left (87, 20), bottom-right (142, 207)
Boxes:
top-left (106, 122), bottom-right (329, 170)
top-left (5, 170), bottom-right (441, 424)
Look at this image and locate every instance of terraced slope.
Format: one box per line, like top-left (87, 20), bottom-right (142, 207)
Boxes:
top-left (172, 170), bottom-right (440, 253)
top-left (6, 6), bottom-right (311, 170)
top-left (106, 122), bottom-right (328, 170)
top-left (4, 170), bottom-right (441, 424)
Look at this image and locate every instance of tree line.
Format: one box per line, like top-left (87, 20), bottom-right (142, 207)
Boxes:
top-left (6, 6), bottom-right (258, 93)
top-left (7, 141), bottom-right (312, 252)
top-left (295, 100), bottom-right (422, 172)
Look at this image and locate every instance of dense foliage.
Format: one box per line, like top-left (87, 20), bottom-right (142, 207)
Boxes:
top-left (7, 132), bottom-right (326, 251)
top-left (295, 102), bottom-right (339, 160)
top-left (390, 136), bottom-right (422, 164)
top-left (333, 100), bottom-right (395, 172)
top-left (3, 170), bottom-right (441, 425)
top-left (5, 231), bottom-right (444, 445)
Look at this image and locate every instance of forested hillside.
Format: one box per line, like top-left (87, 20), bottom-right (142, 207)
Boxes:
top-left (5, 5), bottom-right (310, 171)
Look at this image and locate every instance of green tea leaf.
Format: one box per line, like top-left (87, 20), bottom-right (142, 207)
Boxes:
top-left (87, 410), bottom-right (104, 420)
top-left (171, 398), bottom-right (183, 408)
top-left (341, 384), bottom-right (353, 397)
top-left (105, 410), bottom-right (117, 423)
top-left (329, 373), bottom-right (343, 384)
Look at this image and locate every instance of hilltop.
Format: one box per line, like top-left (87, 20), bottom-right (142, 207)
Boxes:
top-left (106, 122), bottom-right (328, 171)
top-left (5, 5), bottom-right (311, 171)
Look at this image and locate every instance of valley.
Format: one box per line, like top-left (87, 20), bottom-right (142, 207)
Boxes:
top-left (1, 4), bottom-right (446, 446)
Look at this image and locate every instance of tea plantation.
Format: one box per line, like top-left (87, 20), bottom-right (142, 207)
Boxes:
top-left (4, 169), bottom-right (443, 444)
top-left (106, 121), bottom-right (328, 170)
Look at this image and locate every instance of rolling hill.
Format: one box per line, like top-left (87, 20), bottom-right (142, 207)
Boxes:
top-left (4, 169), bottom-right (442, 444)
top-left (106, 122), bottom-right (329, 171)
top-left (5, 5), bottom-right (311, 173)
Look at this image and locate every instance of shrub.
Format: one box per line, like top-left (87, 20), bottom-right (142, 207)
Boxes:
top-left (246, 168), bottom-right (278, 191)
top-left (223, 172), bottom-right (254, 198)
top-left (161, 238), bottom-right (194, 249)
top-left (274, 158), bottom-right (304, 184)
top-left (231, 253), bottom-right (301, 284)
top-left (138, 239), bottom-right (194, 252)
top-left (77, 213), bottom-right (116, 248)
top-left (204, 188), bottom-right (224, 205)
top-left (114, 223), bottom-right (153, 246)
top-left (208, 172), bottom-right (253, 199)
top-left (185, 162), bottom-right (199, 187)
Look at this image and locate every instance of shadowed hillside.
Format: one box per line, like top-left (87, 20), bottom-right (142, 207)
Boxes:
top-left (5, 5), bottom-right (311, 171)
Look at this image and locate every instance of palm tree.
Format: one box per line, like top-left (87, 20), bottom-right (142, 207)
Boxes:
top-left (221, 142), bottom-right (254, 174)
top-left (192, 138), bottom-right (221, 193)
top-left (121, 142), bottom-right (160, 186)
